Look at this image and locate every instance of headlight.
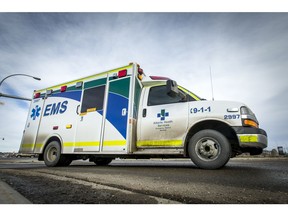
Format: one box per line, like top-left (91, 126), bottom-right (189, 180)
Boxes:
top-left (240, 106), bottom-right (259, 128)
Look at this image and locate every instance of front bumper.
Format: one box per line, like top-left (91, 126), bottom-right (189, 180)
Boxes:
top-left (232, 127), bottom-right (268, 149)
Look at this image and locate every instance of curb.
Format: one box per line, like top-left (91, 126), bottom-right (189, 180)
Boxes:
top-left (0, 180), bottom-right (31, 204)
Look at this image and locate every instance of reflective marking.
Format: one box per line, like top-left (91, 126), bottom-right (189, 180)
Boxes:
top-left (20, 143), bottom-right (43, 149)
top-left (239, 135), bottom-right (258, 143)
top-left (137, 140), bottom-right (182, 147)
top-left (64, 140), bottom-right (126, 147)
top-left (103, 140), bottom-right (126, 146)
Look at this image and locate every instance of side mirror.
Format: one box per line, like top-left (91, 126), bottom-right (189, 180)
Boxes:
top-left (166, 80), bottom-right (179, 98)
top-left (166, 79), bottom-right (187, 101)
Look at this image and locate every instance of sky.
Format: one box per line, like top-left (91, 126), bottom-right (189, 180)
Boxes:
top-left (0, 12), bottom-right (288, 152)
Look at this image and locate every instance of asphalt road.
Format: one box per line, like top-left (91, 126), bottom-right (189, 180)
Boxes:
top-left (0, 157), bottom-right (287, 204)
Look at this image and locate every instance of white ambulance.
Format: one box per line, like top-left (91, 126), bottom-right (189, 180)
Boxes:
top-left (19, 63), bottom-right (267, 169)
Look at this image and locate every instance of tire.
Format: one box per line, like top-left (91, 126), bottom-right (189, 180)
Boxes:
top-left (44, 141), bottom-right (72, 167)
top-left (93, 158), bottom-right (113, 166)
top-left (188, 129), bottom-right (231, 169)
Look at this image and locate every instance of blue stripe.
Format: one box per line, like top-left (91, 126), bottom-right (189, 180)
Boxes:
top-left (103, 92), bottom-right (128, 139)
top-left (50, 90), bottom-right (82, 102)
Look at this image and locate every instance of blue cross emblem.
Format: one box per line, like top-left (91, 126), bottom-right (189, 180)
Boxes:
top-left (31, 105), bottom-right (41, 120)
top-left (157, 109), bottom-right (169, 121)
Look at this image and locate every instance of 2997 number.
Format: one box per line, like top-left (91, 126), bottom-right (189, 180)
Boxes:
top-left (224, 114), bottom-right (240, 120)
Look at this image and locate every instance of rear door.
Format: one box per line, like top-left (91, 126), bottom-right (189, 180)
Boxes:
top-left (19, 95), bottom-right (45, 153)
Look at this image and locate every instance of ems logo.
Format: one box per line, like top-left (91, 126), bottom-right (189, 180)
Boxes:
top-left (31, 105), bottom-right (41, 120)
top-left (157, 109), bottom-right (169, 121)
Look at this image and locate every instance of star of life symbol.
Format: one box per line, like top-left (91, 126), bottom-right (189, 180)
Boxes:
top-left (31, 105), bottom-right (41, 120)
top-left (157, 109), bottom-right (169, 121)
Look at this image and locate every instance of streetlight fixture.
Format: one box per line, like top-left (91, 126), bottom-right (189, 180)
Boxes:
top-left (0, 73), bottom-right (41, 101)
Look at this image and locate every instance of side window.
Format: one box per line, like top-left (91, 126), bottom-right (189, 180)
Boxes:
top-left (148, 85), bottom-right (184, 106)
top-left (81, 85), bottom-right (105, 113)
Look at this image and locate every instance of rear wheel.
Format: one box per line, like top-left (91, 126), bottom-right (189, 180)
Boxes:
top-left (44, 141), bottom-right (72, 167)
top-left (188, 129), bottom-right (231, 169)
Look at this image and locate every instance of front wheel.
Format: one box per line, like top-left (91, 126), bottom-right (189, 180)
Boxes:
top-left (188, 129), bottom-right (231, 169)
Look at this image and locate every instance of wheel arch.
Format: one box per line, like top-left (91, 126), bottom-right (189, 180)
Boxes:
top-left (184, 120), bottom-right (239, 157)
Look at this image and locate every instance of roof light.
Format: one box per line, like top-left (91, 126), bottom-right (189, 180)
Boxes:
top-left (118, 69), bottom-right (127, 78)
top-left (138, 68), bottom-right (144, 75)
top-left (76, 81), bottom-right (83, 88)
top-left (149, 76), bottom-right (170, 80)
top-left (34, 92), bottom-right (41, 99)
top-left (46, 89), bottom-right (53, 95)
top-left (60, 85), bottom-right (67, 92)
top-left (112, 73), bottom-right (118, 79)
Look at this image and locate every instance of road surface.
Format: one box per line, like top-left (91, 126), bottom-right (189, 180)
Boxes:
top-left (0, 157), bottom-right (287, 204)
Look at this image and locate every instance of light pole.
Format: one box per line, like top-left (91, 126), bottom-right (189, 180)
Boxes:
top-left (0, 74), bottom-right (41, 101)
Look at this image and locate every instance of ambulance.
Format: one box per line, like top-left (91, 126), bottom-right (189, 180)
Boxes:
top-left (19, 63), bottom-right (267, 169)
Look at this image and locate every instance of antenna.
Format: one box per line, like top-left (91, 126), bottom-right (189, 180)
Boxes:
top-left (209, 66), bottom-right (215, 101)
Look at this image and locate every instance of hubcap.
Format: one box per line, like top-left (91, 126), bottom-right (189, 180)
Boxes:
top-left (47, 147), bottom-right (58, 162)
top-left (195, 138), bottom-right (221, 161)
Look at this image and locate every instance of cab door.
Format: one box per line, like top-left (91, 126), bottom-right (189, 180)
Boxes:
top-left (137, 85), bottom-right (189, 148)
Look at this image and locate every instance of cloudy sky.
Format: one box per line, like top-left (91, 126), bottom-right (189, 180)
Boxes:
top-left (0, 12), bottom-right (288, 152)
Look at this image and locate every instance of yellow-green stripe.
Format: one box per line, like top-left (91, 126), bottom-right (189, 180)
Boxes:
top-left (137, 140), bottom-right (182, 147)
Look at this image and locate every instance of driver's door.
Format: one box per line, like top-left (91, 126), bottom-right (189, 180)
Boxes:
top-left (137, 85), bottom-right (188, 148)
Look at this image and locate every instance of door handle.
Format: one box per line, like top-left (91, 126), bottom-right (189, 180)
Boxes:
top-left (142, 108), bottom-right (147, 118)
top-left (76, 105), bottom-right (80, 115)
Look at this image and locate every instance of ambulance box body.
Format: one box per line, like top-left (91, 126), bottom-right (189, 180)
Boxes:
top-left (19, 63), bottom-right (267, 169)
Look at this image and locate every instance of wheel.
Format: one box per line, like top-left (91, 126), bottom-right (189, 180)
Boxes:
top-left (93, 158), bottom-right (113, 166)
top-left (44, 141), bottom-right (61, 167)
top-left (188, 129), bottom-right (231, 169)
top-left (44, 141), bottom-right (72, 167)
